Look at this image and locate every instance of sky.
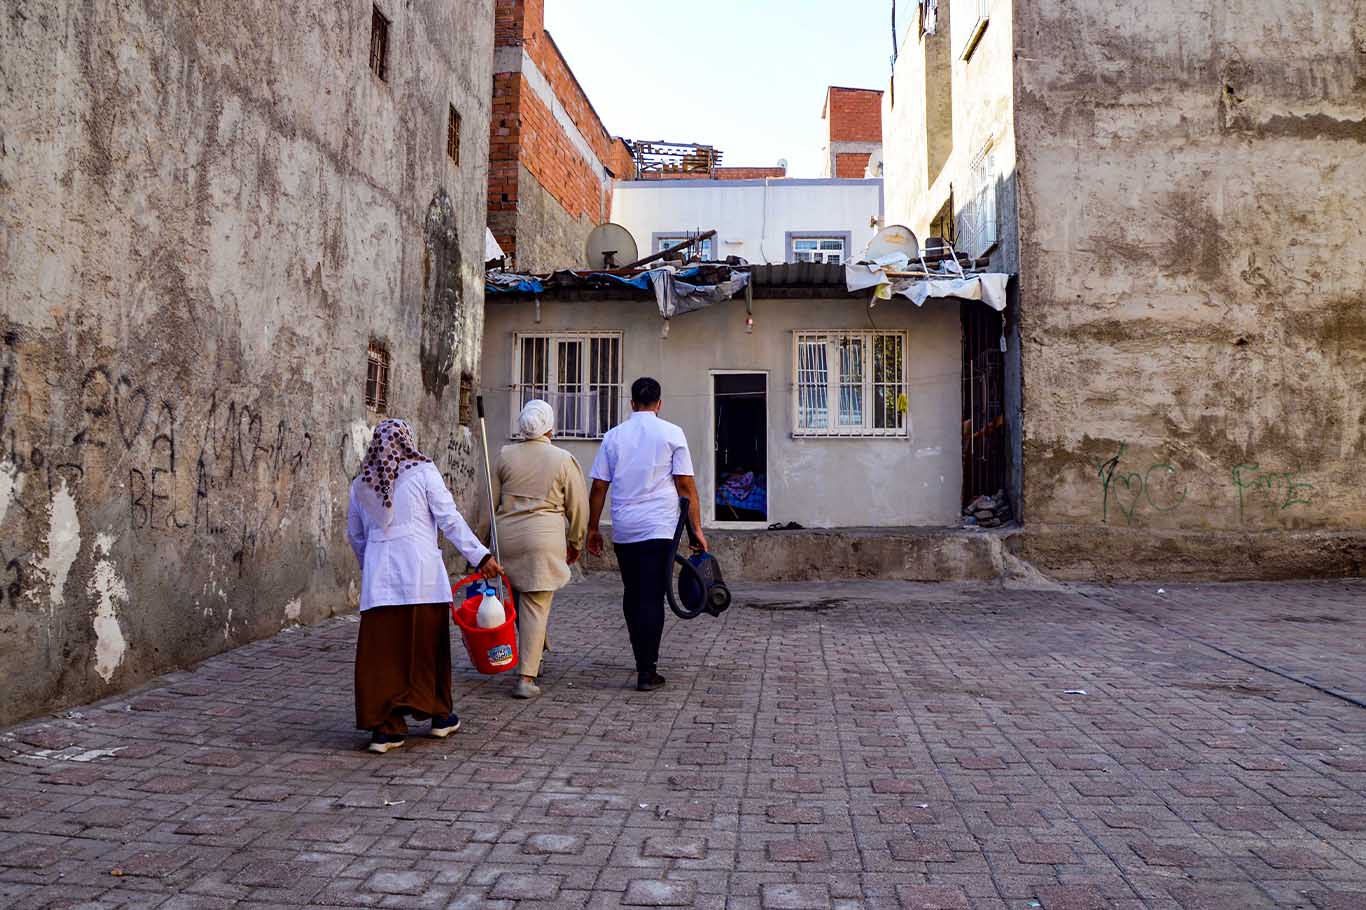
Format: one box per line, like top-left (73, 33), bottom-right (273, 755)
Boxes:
top-left (543, 0), bottom-right (898, 179)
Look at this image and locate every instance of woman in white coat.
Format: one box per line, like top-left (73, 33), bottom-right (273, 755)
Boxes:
top-left (347, 418), bottom-right (502, 754)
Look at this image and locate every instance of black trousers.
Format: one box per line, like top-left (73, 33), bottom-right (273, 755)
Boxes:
top-left (614, 539), bottom-right (673, 675)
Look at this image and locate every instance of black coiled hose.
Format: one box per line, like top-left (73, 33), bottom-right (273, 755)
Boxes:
top-left (665, 497), bottom-right (711, 619)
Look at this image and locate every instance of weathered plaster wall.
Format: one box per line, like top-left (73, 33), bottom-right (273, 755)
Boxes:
top-left (0, 0), bottom-right (494, 723)
top-left (1012, 0), bottom-right (1366, 577)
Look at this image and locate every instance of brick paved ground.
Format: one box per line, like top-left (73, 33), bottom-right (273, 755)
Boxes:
top-left (1, 578), bottom-right (1364, 910)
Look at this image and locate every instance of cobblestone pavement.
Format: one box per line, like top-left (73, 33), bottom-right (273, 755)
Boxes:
top-left (1, 578), bottom-right (1364, 910)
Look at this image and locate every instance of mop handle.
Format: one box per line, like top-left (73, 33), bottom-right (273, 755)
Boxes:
top-left (476, 396), bottom-right (503, 599)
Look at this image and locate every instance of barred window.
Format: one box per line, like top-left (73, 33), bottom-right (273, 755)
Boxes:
top-left (366, 341), bottom-right (390, 414)
top-left (512, 334), bottom-right (622, 439)
top-left (793, 331), bottom-right (907, 436)
top-left (958, 143), bottom-right (998, 257)
top-left (369, 6), bottom-right (390, 81)
top-left (447, 104), bottom-right (461, 164)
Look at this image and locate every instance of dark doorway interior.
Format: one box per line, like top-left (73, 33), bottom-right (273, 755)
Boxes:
top-left (713, 373), bottom-right (767, 523)
top-left (962, 304), bottom-right (1007, 508)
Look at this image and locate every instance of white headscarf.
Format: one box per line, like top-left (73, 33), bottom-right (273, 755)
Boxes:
top-left (517, 400), bottom-right (555, 439)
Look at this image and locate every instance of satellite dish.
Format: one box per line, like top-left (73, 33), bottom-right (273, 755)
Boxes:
top-left (585, 223), bottom-right (639, 270)
top-left (865, 224), bottom-right (920, 262)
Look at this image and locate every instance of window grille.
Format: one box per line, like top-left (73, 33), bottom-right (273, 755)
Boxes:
top-left (957, 0), bottom-right (990, 60)
top-left (366, 341), bottom-right (390, 414)
top-left (958, 144), bottom-right (998, 257)
top-left (792, 237), bottom-right (847, 264)
top-left (656, 233), bottom-right (715, 261)
top-left (512, 334), bottom-right (622, 439)
top-left (458, 372), bottom-right (473, 426)
top-left (793, 332), bottom-right (907, 436)
top-left (447, 105), bottom-right (461, 164)
top-left (369, 6), bottom-right (390, 81)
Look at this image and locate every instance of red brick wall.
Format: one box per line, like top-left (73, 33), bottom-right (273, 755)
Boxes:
top-left (717, 166), bottom-right (786, 180)
top-left (518, 80), bottom-right (604, 221)
top-left (647, 166), bottom-right (787, 181)
top-left (488, 72), bottom-right (522, 255)
top-left (491, 0), bottom-right (635, 262)
top-left (825, 87), bottom-right (883, 143)
top-left (835, 152), bottom-right (872, 179)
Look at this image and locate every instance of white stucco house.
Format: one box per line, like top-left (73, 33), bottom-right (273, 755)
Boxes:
top-left (609, 177), bottom-right (884, 266)
top-left (480, 174), bottom-right (1012, 535)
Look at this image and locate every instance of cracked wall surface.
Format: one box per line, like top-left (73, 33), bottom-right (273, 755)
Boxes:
top-left (0, 0), bottom-right (495, 723)
top-left (1012, 0), bottom-right (1366, 577)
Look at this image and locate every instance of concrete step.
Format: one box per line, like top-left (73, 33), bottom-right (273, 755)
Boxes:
top-left (576, 526), bottom-right (1021, 583)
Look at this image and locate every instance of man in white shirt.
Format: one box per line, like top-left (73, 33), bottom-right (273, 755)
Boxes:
top-left (587, 377), bottom-right (707, 691)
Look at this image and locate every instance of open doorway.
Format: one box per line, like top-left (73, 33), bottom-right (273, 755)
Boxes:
top-left (711, 372), bottom-right (768, 525)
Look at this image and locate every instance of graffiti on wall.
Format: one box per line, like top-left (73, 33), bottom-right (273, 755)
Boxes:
top-left (0, 340), bottom-right (476, 612)
top-left (1093, 443), bottom-right (1189, 526)
top-left (1231, 463), bottom-right (1313, 523)
top-left (1091, 442), bottom-right (1314, 527)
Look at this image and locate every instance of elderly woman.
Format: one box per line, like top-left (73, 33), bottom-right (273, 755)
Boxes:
top-left (347, 418), bottom-right (502, 754)
top-left (483, 400), bottom-right (588, 699)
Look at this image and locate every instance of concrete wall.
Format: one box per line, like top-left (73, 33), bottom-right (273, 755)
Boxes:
top-left (884, 0), bottom-right (1018, 274)
top-left (0, 0), bottom-right (494, 724)
top-left (610, 180), bottom-right (884, 264)
top-left (1012, 0), bottom-right (1366, 577)
top-left (482, 296), bottom-right (962, 529)
top-left (882, 0), bottom-right (1024, 514)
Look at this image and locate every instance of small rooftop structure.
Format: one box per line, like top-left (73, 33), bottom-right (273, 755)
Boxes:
top-left (627, 139), bottom-right (723, 179)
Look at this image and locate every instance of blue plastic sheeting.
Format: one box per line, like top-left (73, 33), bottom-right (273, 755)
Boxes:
top-left (584, 267), bottom-right (704, 291)
top-left (486, 267), bottom-right (705, 296)
top-left (486, 275), bottom-right (544, 294)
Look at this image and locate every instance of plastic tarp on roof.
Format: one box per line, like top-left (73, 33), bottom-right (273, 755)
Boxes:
top-left (844, 263), bottom-right (1008, 311)
top-left (646, 268), bottom-right (751, 318)
top-left (485, 265), bottom-right (752, 322)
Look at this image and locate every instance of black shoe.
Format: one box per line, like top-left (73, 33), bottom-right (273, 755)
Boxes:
top-left (429, 713), bottom-right (461, 738)
top-left (367, 733), bottom-right (405, 754)
top-left (636, 671), bottom-right (666, 692)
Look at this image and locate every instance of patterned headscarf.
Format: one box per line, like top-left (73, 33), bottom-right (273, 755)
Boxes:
top-left (353, 418), bottom-right (431, 528)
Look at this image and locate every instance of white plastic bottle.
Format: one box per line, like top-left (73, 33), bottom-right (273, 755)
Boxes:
top-left (475, 585), bottom-right (506, 628)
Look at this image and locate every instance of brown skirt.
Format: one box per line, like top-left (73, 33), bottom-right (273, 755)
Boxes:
top-left (354, 603), bottom-right (452, 734)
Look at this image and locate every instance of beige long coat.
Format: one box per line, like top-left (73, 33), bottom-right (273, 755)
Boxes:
top-left (480, 437), bottom-right (588, 593)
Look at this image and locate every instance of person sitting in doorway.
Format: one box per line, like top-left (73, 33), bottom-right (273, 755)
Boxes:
top-left (346, 418), bottom-right (502, 754)
top-left (479, 399), bottom-right (588, 699)
top-left (587, 377), bottom-right (707, 692)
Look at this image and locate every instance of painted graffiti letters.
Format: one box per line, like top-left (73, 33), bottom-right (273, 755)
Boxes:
top-left (1232, 463), bottom-right (1313, 523)
top-left (1091, 443), bottom-right (1318, 528)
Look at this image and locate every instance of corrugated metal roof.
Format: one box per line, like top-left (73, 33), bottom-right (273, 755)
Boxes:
top-left (747, 262), bottom-right (848, 287)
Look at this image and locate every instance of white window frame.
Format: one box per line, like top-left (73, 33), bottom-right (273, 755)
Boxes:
top-left (791, 331), bottom-right (909, 438)
top-left (511, 332), bottom-right (623, 440)
top-left (791, 236), bottom-right (847, 264)
top-left (655, 232), bottom-right (716, 261)
top-left (958, 0), bottom-right (990, 60)
top-left (958, 142), bottom-right (999, 257)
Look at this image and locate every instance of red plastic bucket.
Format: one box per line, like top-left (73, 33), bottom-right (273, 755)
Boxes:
top-left (451, 573), bottom-right (518, 675)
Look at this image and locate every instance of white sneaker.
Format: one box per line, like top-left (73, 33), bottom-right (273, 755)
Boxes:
top-left (512, 678), bottom-right (542, 699)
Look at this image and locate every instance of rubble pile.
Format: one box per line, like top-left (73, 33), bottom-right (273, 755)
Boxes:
top-left (963, 490), bottom-right (1012, 528)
